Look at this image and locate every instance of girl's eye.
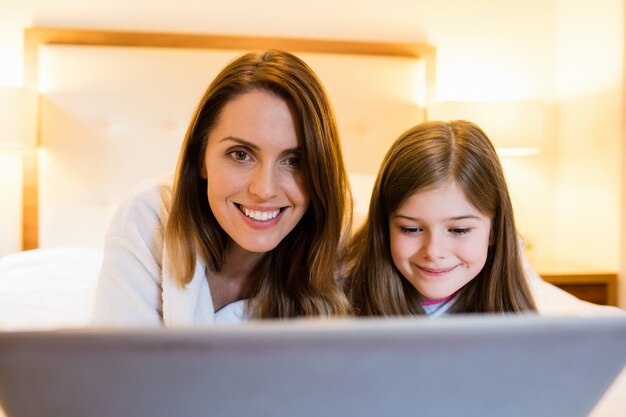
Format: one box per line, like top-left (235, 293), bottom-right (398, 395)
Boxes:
top-left (229, 150), bottom-right (251, 162)
top-left (450, 228), bottom-right (471, 235)
top-left (400, 226), bottom-right (422, 234)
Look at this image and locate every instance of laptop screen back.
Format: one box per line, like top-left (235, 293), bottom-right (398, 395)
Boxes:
top-left (0, 315), bottom-right (625, 417)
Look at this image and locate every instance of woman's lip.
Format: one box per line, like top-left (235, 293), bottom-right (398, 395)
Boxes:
top-left (236, 203), bottom-right (284, 212)
top-left (235, 203), bottom-right (286, 229)
top-left (235, 203), bottom-right (285, 220)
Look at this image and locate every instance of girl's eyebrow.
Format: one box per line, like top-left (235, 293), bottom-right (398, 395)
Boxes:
top-left (218, 136), bottom-right (303, 155)
top-left (392, 214), bottom-right (482, 221)
top-left (448, 215), bottom-right (482, 221)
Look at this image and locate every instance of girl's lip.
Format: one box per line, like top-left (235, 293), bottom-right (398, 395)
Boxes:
top-left (417, 265), bottom-right (458, 275)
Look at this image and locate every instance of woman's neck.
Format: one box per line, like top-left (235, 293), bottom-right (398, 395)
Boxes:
top-left (221, 242), bottom-right (264, 278)
top-left (208, 241), bottom-right (264, 312)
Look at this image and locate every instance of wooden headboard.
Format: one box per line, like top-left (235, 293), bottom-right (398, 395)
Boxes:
top-left (22, 27), bottom-right (436, 249)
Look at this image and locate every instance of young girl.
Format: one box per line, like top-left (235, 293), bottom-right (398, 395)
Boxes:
top-left (346, 120), bottom-right (536, 317)
top-left (91, 50), bottom-right (352, 326)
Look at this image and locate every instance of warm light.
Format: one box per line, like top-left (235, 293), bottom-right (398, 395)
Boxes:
top-left (411, 60), bottom-right (427, 108)
top-left (428, 100), bottom-right (545, 156)
top-left (437, 61), bottom-right (533, 102)
top-left (348, 172), bottom-right (377, 217)
top-left (0, 86), bottom-right (23, 147)
top-left (0, 86), bottom-right (36, 149)
top-left (0, 142), bottom-right (25, 150)
top-left (496, 147), bottom-right (540, 157)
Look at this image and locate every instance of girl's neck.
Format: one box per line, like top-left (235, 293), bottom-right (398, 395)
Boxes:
top-left (421, 290), bottom-right (460, 306)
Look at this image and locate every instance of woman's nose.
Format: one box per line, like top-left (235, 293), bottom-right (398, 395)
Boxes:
top-left (248, 164), bottom-right (279, 200)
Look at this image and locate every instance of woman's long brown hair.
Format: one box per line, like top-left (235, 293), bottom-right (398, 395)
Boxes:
top-left (166, 50), bottom-right (352, 318)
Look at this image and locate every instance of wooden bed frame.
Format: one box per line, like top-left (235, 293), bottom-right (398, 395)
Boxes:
top-left (21, 27), bottom-right (437, 250)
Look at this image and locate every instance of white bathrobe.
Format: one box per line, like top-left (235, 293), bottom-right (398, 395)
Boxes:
top-left (91, 176), bottom-right (245, 327)
top-left (91, 177), bottom-right (622, 327)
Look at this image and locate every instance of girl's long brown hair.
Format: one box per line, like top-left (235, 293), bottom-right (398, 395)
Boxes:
top-left (347, 120), bottom-right (536, 315)
top-left (166, 50), bottom-right (352, 318)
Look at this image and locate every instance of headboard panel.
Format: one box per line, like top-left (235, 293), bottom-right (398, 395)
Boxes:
top-left (23, 27), bottom-right (436, 249)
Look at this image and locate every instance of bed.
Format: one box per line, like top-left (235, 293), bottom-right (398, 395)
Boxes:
top-left (0, 249), bottom-right (624, 417)
top-left (0, 27), bottom-right (624, 417)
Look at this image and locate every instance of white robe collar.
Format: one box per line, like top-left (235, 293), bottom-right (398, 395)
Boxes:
top-left (161, 241), bottom-right (246, 326)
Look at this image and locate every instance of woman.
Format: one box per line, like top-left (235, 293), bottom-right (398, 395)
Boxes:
top-left (91, 50), bottom-right (352, 326)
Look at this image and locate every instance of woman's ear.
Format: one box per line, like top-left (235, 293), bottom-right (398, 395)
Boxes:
top-left (200, 163), bottom-right (207, 179)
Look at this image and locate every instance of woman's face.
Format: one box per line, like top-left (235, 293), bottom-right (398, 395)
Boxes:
top-left (202, 89), bottom-right (310, 254)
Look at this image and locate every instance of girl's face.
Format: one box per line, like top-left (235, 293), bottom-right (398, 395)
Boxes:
top-left (202, 89), bottom-right (310, 254)
top-left (388, 180), bottom-right (492, 300)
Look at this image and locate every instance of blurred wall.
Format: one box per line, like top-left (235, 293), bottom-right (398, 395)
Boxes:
top-left (0, 0), bottom-right (623, 310)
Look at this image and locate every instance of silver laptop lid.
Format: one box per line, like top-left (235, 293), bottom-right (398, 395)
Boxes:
top-left (1, 315), bottom-right (625, 417)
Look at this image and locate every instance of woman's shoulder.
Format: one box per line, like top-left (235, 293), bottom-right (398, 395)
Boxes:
top-left (125, 175), bottom-right (174, 209)
top-left (106, 175), bottom-right (174, 239)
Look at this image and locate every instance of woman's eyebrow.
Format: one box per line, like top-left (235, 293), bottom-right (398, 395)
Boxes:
top-left (219, 136), bottom-right (303, 155)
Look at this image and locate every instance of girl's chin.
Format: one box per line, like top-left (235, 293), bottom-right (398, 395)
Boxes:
top-left (418, 287), bottom-right (458, 301)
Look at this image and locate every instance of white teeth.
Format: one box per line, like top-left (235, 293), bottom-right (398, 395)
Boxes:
top-left (242, 207), bottom-right (281, 221)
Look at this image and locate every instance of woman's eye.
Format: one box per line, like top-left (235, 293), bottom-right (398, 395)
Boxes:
top-left (229, 150), bottom-right (250, 162)
top-left (400, 227), bottom-right (421, 234)
top-left (450, 228), bottom-right (471, 235)
top-left (284, 155), bottom-right (302, 168)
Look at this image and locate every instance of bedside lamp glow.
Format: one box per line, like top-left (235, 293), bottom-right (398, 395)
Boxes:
top-left (0, 86), bottom-right (36, 149)
top-left (428, 100), bottom-right (544, 156)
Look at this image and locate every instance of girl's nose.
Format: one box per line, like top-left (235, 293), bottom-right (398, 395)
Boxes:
top-left (421, 232), bottom-right (447, 260)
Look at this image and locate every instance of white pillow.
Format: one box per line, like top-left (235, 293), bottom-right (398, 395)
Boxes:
top-left (0, 247), bottom-right (102, 330)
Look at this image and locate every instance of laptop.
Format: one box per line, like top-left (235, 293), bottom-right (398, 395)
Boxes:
top-left (0, 314), bottom-right (625, 417)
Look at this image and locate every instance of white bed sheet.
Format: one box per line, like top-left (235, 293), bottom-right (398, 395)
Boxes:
top-left (527, 262), bottom-right (626, 417)
top-left (0, 248), bottom-right (623, 416)
top-left (0, 246), bottom-right (623, 325)
top-left (0, 247), bottom-right (102, 330)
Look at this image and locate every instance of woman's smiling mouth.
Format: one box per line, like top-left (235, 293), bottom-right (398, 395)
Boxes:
top-left (237, 204), bottom-right (283, 222)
